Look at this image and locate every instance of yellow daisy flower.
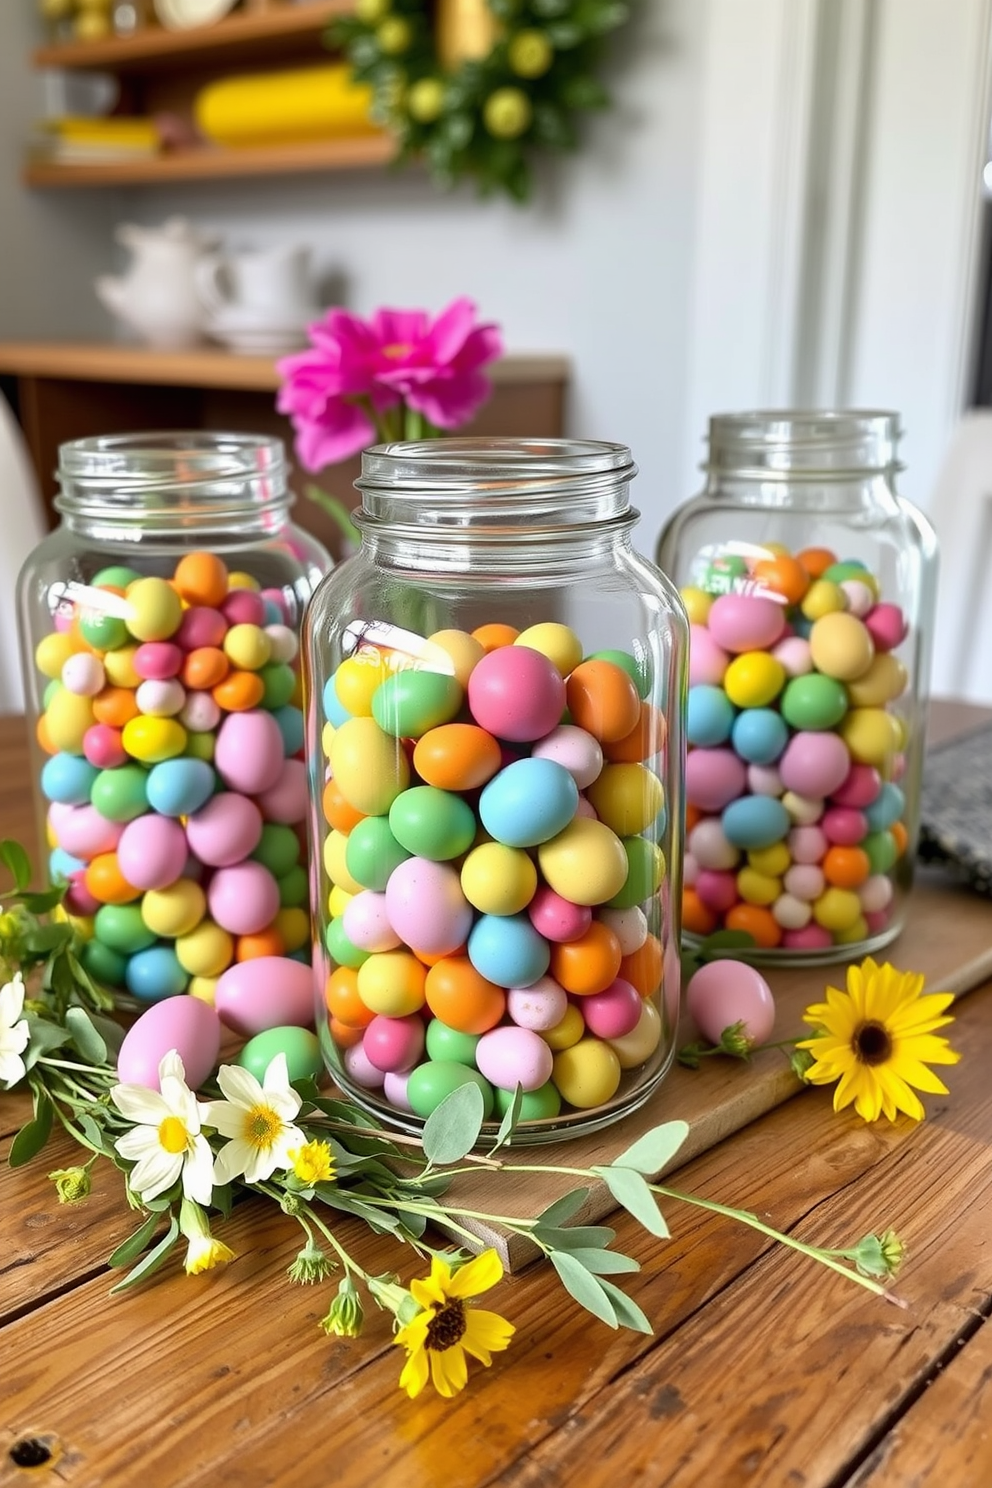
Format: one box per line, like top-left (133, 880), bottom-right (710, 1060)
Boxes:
top-left (394, 1250), bottom-right (515, 1400)
top-left (797, 958), bottom-right (961, 1123)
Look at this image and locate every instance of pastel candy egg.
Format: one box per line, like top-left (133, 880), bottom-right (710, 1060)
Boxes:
top-left (116, 995), bottom-right (221, 1090)
top-left (686, 960), bottom-right (775, 1046)
top-left (223, 623), bottom-right (272, 672)
top-left (606, 837), bottom-right (665, 909)
top-left (586, 763), bottom-right (663, 836)
top-left (222, 588), bottom-right (266, 626)
top-left (864, 782), bottom-right (905, 831)
top-left (412, 723), bottom-right (502, 792)
top-left (772, 635), bottom-right (813, 677)
top-left (695, 869), bottom-right (738, 914)
top-left (460, 841), bottom-right (538, 916)
top-left (186, 793), bottom-right (264, 866)
top-left (214, 709), bottom-right (286, 795)
top-left (45, 689), bottom-right (96, 754)
top-left (809, 611), bottom-right (875, 681)
top-left (801, 579), bottom-right (848, 621)
top-left (467, 913), bottom-right (550, 988)
top-left (41, 752), bottom-right (99, 804)
top-left (175, 607), bottom-right (228, 651)
top-left (208, 862), bottom-right (281, 936)
top-left (552, 1038), bottom-right (621, 1109)
top-left (607, 996), bottom-right (663, 1069)
top-left (357, 951), bottom-right (428, 1016)
top-left (342, 1041), bottom-right (386, 1089)
top-left (513, 622), bottom-right (583, 678)
top-left (35, 631), bottom-right (78, 679)
top-left (117, 814), bottom-right (189, 890)
top-left (506, 975), bottom-right (569, 1030)
top-left (864, 602), bottom-right (908, 652)
top-left (125, 577), bottom-right (183, 642)
top-left (526, 884), bottom-right (592, 942)
top-left (779, 731), bottom-right (851, 798)
top-left (586, 648), bottom-right (651, 700)
top-left (236, 1026), bottom-right (322, 1085)
top-left (831, 763), bottom-right (882, 808)
top-left (580, 976), bottom-right (643, 1040)
top-left (121, 716), bottom-right (187, 764)
top-left (125, 945), bottom-right (188, 1002)
top-left (91, 764), bottom-right (149, 823)
top-left (342, 890), bottom-right (403, 952)
top-left (94, 903), bottom-right (156, 954)
top-left (845, 652), bottom-right (908, 708)
top-left (173, 552), bottom-right (229, 608)
top-left (772, 892), bottom-right (812, 930)
top-left (384, 858), bottom-right (473, 956)
top-left (133, 642), bottom-right (184, 681)
top-left (135, 678), bottom-right (186, 718)
top-left (729, 709), bottom-right (789, 766)
top-left (382, 1070), bottom-right (414, 1110)
top-left (597, 905), bottom-right (648, 955)
top-left (372, 669), bottom-right (464, 738)
top-left (141, 878), bottom-right (207, 938)
top-left (780, 673), bottom-right (849, 731)
top-left (82, 724), bottom-right (127, 771)
top-left (467, 645), bottom-right (566, 742)
top-left (329, 717), bottom-right (410, 815)
top-left (406, 1062), bottom-right (494, 1120)
top-left (782, 924), bottom-right (834, 951)
top-left (54, 803), bottom-right (123, 859)
top-left (723, 652), bottom-right (786, 708)
top-left (565, 659), bottom-right (641, 743)
top-left (493, 1082), bottom-right (562, 1120)
top-left (747, 763), bottom-right (783, 797)
top-left (363, 1014), bottom-right (426, 1073)
top-left (389, 785), bottom-right (477, 861)
top-left (839, 707), bottom-right (902, 768)
top-left (859, 873), bottom-right (894, 913)
top-left (689, 624), bottom-right (730, 687)
top-left (255, 759), bottom-right (308, 825)
top-left (543, 1003), bottom-right (585, 1051)
top-left (424, 1019), bottom-right (481, 1065)
top-left (530, 724), bottom-right (604, 790)
top-left (61, 652), bottom-right (105, 697)
top-left (840, 578), bottom-right (876, 617)
top-left (706, 593), bottom-right (786, 653)
top-left (536, 817), bottom-right (629, 906)
top-left (214, 955), bottom-right (316, 1034)
top-left (685, 748), bottom-right (747, 811)
top-left (146, 758), bottom-right (216, 818)
top-left (786, 827), bottom-right (827, 867)
top-left (688, 819), bottom-right (740, 870)
top-left (721, 795), bottom-right (791, 851)
top-left (264, 624), bottom-right (298, 665)
top-left (479, 757), bottom-right (579, 848)
top-left (476, 1025), bottom-right (555, 1091)
top-left (781, 791), bottom-right (824, 826)
top-left (687, 685), bottom-right (736, 747)
top-left (344, 816), bottom-right (411, 891)
top-left (821, 807), bottom-right (868, 845)
top-left (272, 704), bottom-right (304, 758)
top-left (424, 957), bottom-right (505, 1034)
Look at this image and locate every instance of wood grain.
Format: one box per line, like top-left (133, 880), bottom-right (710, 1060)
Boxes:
top-left (23, 135), bottom-right (397, 189)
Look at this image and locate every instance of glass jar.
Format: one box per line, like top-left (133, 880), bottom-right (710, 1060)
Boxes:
top-left (17, 431), bottom-right (331, 1004)
top-left (656, 410), bottom-right (938, 965)
top-left (303, 437), bottom-right (688, 1142)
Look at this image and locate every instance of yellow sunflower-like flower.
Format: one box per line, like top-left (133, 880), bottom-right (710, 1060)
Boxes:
top-left (797, 958), bottom-right (960, 1123)
top-left (394, 1250), bottom-right (515, 1400)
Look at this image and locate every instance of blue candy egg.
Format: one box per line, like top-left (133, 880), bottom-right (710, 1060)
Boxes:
top-left (322, 677), bottom-right (351, 727)
top-left (687, 685), bottom-right (737, 747)
top-left (41, 752), bottom-right (100, 805)
top-left (146, 758), bottom-right (217, 818)
top-left (730, 708), bottom-right (789, 765)
top-left (49, 846), bottom-right (86, 879)
top-left (721, 795), bottom-right (791, 850)
top-left (479, 757), bottom-right (579, 848)
top-left (864, 781), bottom-right (905, 831)
top-left (272, 704), bottom-right (305, 758)
top-left (125, 945), bottom-right (189, 1002)
top-left (467, 913), bottom-right (551, 988)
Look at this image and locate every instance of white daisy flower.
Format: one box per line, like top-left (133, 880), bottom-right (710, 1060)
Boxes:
top-left (111, 1050), bottom-right (214, 1205)
top-left (0, 972), bottom-right (30, 1088)
top-left (204, 1052), bottom-right (305, 1185)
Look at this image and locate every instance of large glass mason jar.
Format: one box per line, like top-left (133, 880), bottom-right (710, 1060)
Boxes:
top-left (304, 437), bottom-right (688, 1141)
top-left (17, 431), bottom-right (331, 1004)
top-left (656, 410), bottom-right (938, 965)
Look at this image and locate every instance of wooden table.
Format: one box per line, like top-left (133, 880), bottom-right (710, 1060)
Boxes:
top-left (2, 707), bottom-right (992, 1488)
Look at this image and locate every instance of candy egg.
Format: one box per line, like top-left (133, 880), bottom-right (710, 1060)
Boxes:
top-left (580, 976), bottom-right (643, 1039)
top-left (685, 748), bottom-right (747, 812)
top-left (61, 652), bottom-right (105, 697)
top-left (405, 1062), bottom-right (495, 1120)
top-left (146, 758), bottom-right (216, 818)
top-left (356, 951), bottom-right (427, 1016)
top-left (779, 731), bottom-right (851, 798)
top-left (467, 645), bottom-right (566, 742)
top-left (41, 752), bottom-right (100, 804)
top-left (513, 622), bottom-right (583, 677)
top-left (537, 817), bottom-right (629, 906)
top-left (214, 955), bottom-right (316, 1035)
top-left (460, 841), bottom-right (538, 916)
top-left (236, 1026), bottom-right (322, 1085)
top-left (121, 715), bottom-right (187, 764)
top-left (213, 709), bottom-right (286, 795)
top-left (117, 814), bottom-right (189, 890)
top-left (809, 611), bottom-right (875, 681)
top-left (388, 785), bottom-right (477, 860)
top-left (329, 716), bottom-right (411, 815)
top-left (412, 723), bottom-right (502, 792)
top-left (125, 576), bottom-right (183, 642)
top-left (706, 593), bottom-right (787, 653)
top-left (479, 757), bottom-right (579, 848)
top-left (363, 1014), bottom-right (426, 1073)
top-left (186, 793), bottom-right (263, 866)
top-left (565, 659), bottom-right (641, 743)
top-left (116, 995), bottom-right (222, 1091)
top-left (467, 913), bottom-right (550, 989)
top-left (173, 552), bottom-right (229, 608)
top-left (342, 1041), bottom-right (386, 1089)
top-left (125, 945), bottom-right (188, 1002)
top-left (141, 878), bottom-right (207, 938)
top-left (526, 884), bottom-right (592, 943)
top-left (476, 1025), bottom-right (554, 1091)
top-left (208, 862), bottom-right (282, 936)
top-left (607, 997), bottom-right (663, 1069)
top-left (424, 957), bottom-right (506, 1034)
top-left (90, 764), bottom-right (149, 823)
top-left (371, 669), bottom-right (464, 738)
top-left (506, 975), bottom-right (568, 1031)
top-left (686, 960), bottom-right (775, 1046)
top-left (530, 723), bottom-right (604, 790)
top-left (54, 803), bottom-right (123, 859)
top-left (254, 759), bottom-right (308, 825)
top-left (586, 762), bottom-right (663, 836)
top-left (384, 857), bottom-right (473, 956)
top-left (552, 1039), bottom-right (621, 1108)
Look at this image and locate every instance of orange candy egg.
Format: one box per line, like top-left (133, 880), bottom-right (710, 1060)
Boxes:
top-left (84, 852), bottom-right (142, 905)
top-left (549, 920), bottom-right (623, 996)
top-left (890, 820), bottom-right (908, 856)
top-left (173, 552), bottom-right (230, 609)
top-left (795, 547), bottom-right (838, 580)
top-left (725, 902), bottom-right (782, 948)
top-left (602, 701), bottom-right (667, 764)
top-left (325, 965), bottom-right (375, 1028)
top-left (682, 888), bottom-right (718, 937)
top-left (424, 956), bottom-right (506, 1033)
top-left (471, 622), bottom-right (519, 653)
top-left (619, 933), bottom-right (663, 998)
top-left (212, 670), bottom-right (265, 712)
top-left (92, 686), bottom-right (140, 729)
top-left (235, 927), bottom-right (286, 961)
top-left (751, 554), bottom-right (810, 606)
top-left (182, 646), bottom-right (230, 690)
top-left (322, 777), bottom-right (366, 834)
top-left (36, 713), bottom-right (57, 755)
top-left (413, 723), bottom-right (502, 792)
top-left (329, 1015), bottom-right (364, 1050)
top-left (822, 845), bottom-right (870, 889)
top-left (566, 659), bottom-right (641, 743)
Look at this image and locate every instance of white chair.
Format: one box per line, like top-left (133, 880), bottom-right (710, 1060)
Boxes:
top-left (0, 394), bottom-right (47, 713)
top-left (927, 410), bottom-right (992, 705)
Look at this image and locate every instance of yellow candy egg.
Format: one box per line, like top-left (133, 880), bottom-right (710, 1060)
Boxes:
top-left (176, 920), bottom-right (235, 977)
top-left (188, 975), bottom-right (218, 1005)
top-left (801, 579), bottom-right (848, 621)
top-left (460, 841), bottom-right (538, 916)
top-left (357, 950), bottom-right (427, 1016)
top-left (141, 879), bottom-right (206, 938)
top-left (809, 612), bottom-right (875, 681)
top-left (679, 586), bottom-right (713, 625)
top-left (585, 763), bottom-right (663, 837)
top-left (329, 716), bottom-right (411, 815)
top-left (835, 914), bottom-right (870, 945)
top-left (747, 842), bottom-right (791, 877)
top-left (541, 1002), bottom-right (586, 1051)
top-left (736, 866), bottom-right (781, 906)
top-left (812, 886), bottom-right (862, 933)
top-left (103, 644), bottom-right (141, 689)
top-left (275, 906), bottom-right (310, 952)
top-left (537, 817), bottom-right (629, 906)
top-left (608, 997), bottom-right (663, 1069)
top-left (35, 632), bottom-right (81, 679)
top-left (840, 707), bottom-right (901, 768)
top-left (552, 1037), bottom-right (622, 1108)
top-left (45, 688), bottom-right (95, 753)
top-left (723, 652), bottom-right (786, 708)
top-left (513, 622), bottom-right (584, 678)
top-left (334, 653), bottom-right (392, 716)
top-left (328, 884), bottom-right (354, 917)
top-left (845, 652), bottom-right (908, 708)
top-left (121, 716), bottom-right (187, 763)
top-left (321, 720), bottom-right (337, 756)
top-left (427, 629), bottom-right (486, 688)
top-left (223, 623), bottom-right (272, 672)
top-left (184, 731), bottom-right (215, 762)
top-left (323, 830), bottom-right (364, 894)
top-left (124, 577), bottom-right (183, 642)
top-left (227, 571), bottom-right (261, 592)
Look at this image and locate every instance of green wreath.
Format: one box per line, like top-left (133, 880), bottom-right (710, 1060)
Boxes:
top-left (330, 0), bottom-right (632, 202)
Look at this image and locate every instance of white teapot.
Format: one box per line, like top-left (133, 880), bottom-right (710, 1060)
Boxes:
top-left (95, 217), bottom-right (216, 349)
top-left (196, 243), bottom-right (319, 352)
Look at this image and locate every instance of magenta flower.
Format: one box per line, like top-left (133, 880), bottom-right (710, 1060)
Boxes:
top-left (276, 297), bottom-right (503, 472)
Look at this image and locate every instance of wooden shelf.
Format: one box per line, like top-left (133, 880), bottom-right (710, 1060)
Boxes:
top-left (23, 133), bottom-right (394, 187)
top-left (32, 1), bottom-right (352, 73)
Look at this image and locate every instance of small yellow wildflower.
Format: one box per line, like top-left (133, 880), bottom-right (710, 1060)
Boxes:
top-left (289, 1139), bottom-right (335, 1185)
top-left (394, 1250), bottom-right (514, 1400)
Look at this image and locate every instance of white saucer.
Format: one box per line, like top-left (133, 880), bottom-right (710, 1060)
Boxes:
top-left (208, 327), bottom-right (310, 355)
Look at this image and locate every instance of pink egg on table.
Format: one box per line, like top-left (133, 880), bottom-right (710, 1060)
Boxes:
top-left (707, 593), bottom-right (787, 654)
top-left (343, 1039), bottom-right (386, 1089)
top-left (135, 678), bottom-right (186, 718)
top-left (864, 602), bottom-right (907, 652)
top-left (343, 890), bottom-right (403, 952)
top-left (255, 758), bottom-right (308, 824)
top-left (506, 975), bottom-right (568, 1030)
top-left (55, 803), bottom-right (123, 859)
top-left (467, 645), bottom-right (566, 742)
top-left (383, 1069), bottom-right (414, 1111)
top-left (688, 818), bottom-right (741, 871)
top-left (747, 763), bottom-right (784, 797)
top-left (783, 863), bottom-right (826, 901)
top-left (779, 731), bottom-right (851, 798)
top-left (772, 635), bottom-right (813, 677)
top-left (686, 960), bottom-right (776, 1047)
top-left (363, 1013), bottom-right (426, 1073)
top-left (688, 624), bottom-right (730, 687)
top-left (222, 590), bottom-right (266, 627)
top-left (782, 924), bottom-right (834, 951)
top-left (821, 807), bottom-right (868, 846)
top-left (831, 763), bottom-right (882, 808)
top-left (180, 691), bottom-right (222, 734)
top-left (695, 868), bottom-right (739, 915)
top-left (214, 709), bottom-right (286, 795)
top-left (83, 723), bottom-right (127, 770)
top-left (527, 884), bottom-right (592, 942)
top-left (214, 955), bottom-right (316, 1035)
top-left (133, 642), bottom-right (183, 680)
top-left (175, 607), bottom-right (228, 651)
top-left (116, 996), bottom-right (222, 1092)
top-left (61, 652), bottom-right (105, 696)
top-left (787, 826), bottom-right (828, 866)
top-left (530, 724), bottom-right (604, 790)
top-left (208, 861), bottom-right (281, 935)
top-left (384, 857), bottom-right (472, 956)
top-left (580, 976), bottom-right (643, 1039)
top-left (117, 814), bottom-right (188, 890)
top-left (476, 1024), bottom-right (554, 1091)
top-left (686, 748), bottom-right (748, 812)
top-left (597, 905), bottom-right (648, 955)
top-left (186, 792), bottom-right (263, 867)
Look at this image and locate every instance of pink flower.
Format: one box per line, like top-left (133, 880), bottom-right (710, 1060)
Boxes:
top-left (276, 297), bottom-right (503, 472)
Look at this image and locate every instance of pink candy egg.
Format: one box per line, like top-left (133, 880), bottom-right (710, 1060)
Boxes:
top-left (221, 590), bottom-right (266, 627)
top-left (787, 826), bottom-right (828, 866)
top-left (208, 861), bottom-right (281, 935)
top-left (686, 748), bottom-right (748, 811)
top-left (117, 814), bottom-right (189, 890)
top-left (859, 874), bottom-right (894, 913)
top-left (782, 924), bottom-right (834, 950)
top-left (695, 869), bottom-right (739, 914)
top-left (61, 652), bottom-right (105, 696)
top-left (506, 975), bottom-right (568, 1030)
top-left (133, 642), bottom-right (183, 680)
top-left (686, 960), bottom-right (776, 1047)
top-left (783, 863), bottom-right (826, 901)
top-left (530, 724), bottom-right (604, 789)
top-left (527, 884), bottom-right (592, 942)
top-left (747, 763), bottom-right (783, 797)
top-left (343, 1040), bottom-right (387, 1089)
top-left (255, 758), bottom-right (308, 824)
top-left (186, 793), bottom-right (263, 867)
top-left (64, 876), bottom-right (101, 916)
top-left (467, 646), bottom-right (566, 742)
top-left (821, 806), bottom-right (868, 845)
top-left (830, 763), bottom-right (882, 809)
top-left (385, 858), bottom-right (473, 957)
top-left (476, 1025), bottom-right (554, 1091)
top-left (383, 1069), bottom-right (414, 1111)
top-left (363, 1014), bottom-right (425, 1073)
top-left (707, 593), bottom-right (787, 654)
top-left (116, 996), bottom-right (222, 1092)
top-left (779, 731), bottom-right (851, 798)
top-left (214, 709), bottom-right (286, 795)
top-left (180, 692), bottom-right (222, 733)
top-left (175, 607), bottom-right (228, 651)
top-left (580, 977), bottom-right (643, 1039)
top-left (864, 602), bottom-right (907, 652)
top-left (771, 636), bottom-right (813, 677)
top-left (54, 803), bottom-right (123, 859)
top-left (83, 723), bottom-right (127, 770)
top-left (343, 891), bottom-right (403, 952)
top-left (214, 955), bottom-right (316, 1035)
top-left (688, 624), bottom-right (730, 686)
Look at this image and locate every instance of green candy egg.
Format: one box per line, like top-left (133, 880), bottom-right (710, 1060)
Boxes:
top-left (90, 763), bottom-right (149, 823)
top-left (587, 648), bottom-right (651, 699)
top-left (388, 785), bottom-right (477, 861)
top-left (494, 1081), bottom-right (562, 1120)
top-left (325, 916), bottom-right (371, 969)
top-left (425, 1019), bottom-right (481, 1065)
top-left (606, 836), bottom-right (666, 910)
top-left (344, 815), bottom-right (411, 890)
top-left (260, 662), bottom-right (297, 710)
top-left (43, 678), bottom-right (61, 708)
top-left (79, 611), bottom-right (129, 651)
top-left (371, 669), bottom-right (464, 739)
top-left (863, 830), bottom-right (898, 874)
top-left (94, 903), bottom-right (157, 955)
top-left (80, 937), bottom-right (128, 987)
top-left (184, 731), bottom-right (216, 762)
top-left (405, 1061), bottom-right (494, 1120)
top-left (780, 673), bottom-right (849, 731)
top-left (252, 823), bottom-right (301, 877)
top-left (236, 1026), bottom-right (323, 1085)
top-left (277, 864), bottom-right (310, 907)
top-left (92, 565), bottom-right (143, 588)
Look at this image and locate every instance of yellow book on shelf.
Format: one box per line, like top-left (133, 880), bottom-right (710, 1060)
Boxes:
top-left (39, 116), bottom-right (161, 149)
top-left (194, 65), bottom-right (381, 147)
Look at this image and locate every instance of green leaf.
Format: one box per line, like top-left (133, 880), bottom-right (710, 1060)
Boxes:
top-left (532, 1223), bottom-right (617, 1251)
top-left (549, 1250), bottom-right (618, 1328)
top-left (594, 1165), bottom-right (670, 1239)
top-left (0, 838), bottom-right (32, 892)
top-left (109, 1211), bottom-right (180, 1293)
top-left (598, 1277), bottom-right (653, 1334)
top-left (65, 1006), bottom-right (108, 1066)
top-left (421, 1083), bottom-right (485, 1165)
top-left (534, 1187), bottom-right (590, 1227)
top-left (22, 923), bottom-right (73, 956)
top-left (8, 1089), bottom-right (54, 1167)
top-left (697, 929), bottom-right (757, 961)
top-left (20, 886), bottom-right (67, 915)
top-left (107, 1212), bottom-right (162, 1268)
top-left (613, 1120), bottom-right (689, 1177)
top-left (488, 1085), bottom-right (523, 1155)
top-left (89, 1012), bottom-right (126, 1057)
top-left (22, 1016), bottom-right (71, 1072)
top-left (566, 1247), bottom-right (641, 1275)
